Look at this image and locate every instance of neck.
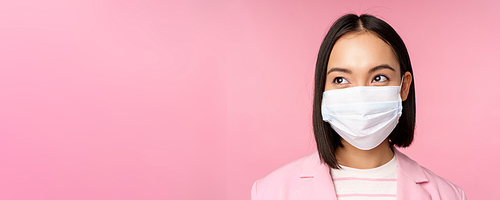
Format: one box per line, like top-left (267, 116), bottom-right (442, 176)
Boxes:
top-left (335, 139), bottom-right (394, 169)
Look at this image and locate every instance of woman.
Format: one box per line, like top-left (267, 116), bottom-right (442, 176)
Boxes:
top-left (251, 14), bottom-right (466, 200)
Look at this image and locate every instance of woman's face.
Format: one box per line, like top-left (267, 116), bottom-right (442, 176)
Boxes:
top-left (325, 32), bottom-right (412, 100)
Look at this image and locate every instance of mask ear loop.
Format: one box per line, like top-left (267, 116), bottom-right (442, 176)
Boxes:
top-left (398, 75), bottom-right (405, 95)
top-left (400, 75), bottom-right (405, 87)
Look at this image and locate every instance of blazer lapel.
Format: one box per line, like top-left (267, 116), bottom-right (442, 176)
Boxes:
top-left (294, 151), bottom-right (337, 200)
top-left (293, 150), bottom-right (432, 200)
top-left (394, 149), bottom-right (431, 200)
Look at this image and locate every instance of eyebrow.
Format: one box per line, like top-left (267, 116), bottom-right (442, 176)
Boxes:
top-left (327, 67), bottom-right (352, 74)
top-left (327, 64), bottom-right (395, 75)
top-left (368, 64), bottom-right (396, 73)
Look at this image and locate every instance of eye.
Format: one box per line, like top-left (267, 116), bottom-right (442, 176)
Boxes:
top-left (372, 75), bottom-right (389, 83)
top-left (333, 77), bottom-right (349, 85)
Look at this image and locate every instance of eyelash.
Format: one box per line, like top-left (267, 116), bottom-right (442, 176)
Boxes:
top-left (372, 75), bottom-right (390, 83)
top-left (333, 77), bottom-right (349, 85)
top-left (332, 75), bottom-right (390, 85)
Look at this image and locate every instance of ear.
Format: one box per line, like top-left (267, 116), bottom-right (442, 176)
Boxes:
top-left (401, 72), bottom-right (412, 101)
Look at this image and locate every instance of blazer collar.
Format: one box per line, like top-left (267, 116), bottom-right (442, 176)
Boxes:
top-left (297, 151), bottom-right (337, 200)
top-left (299, 149), bottom-right (429, 182)
top-left (393, 148), bottom-right (429, 183)
top-left (296, 149), bottom-right (431, 200)
top-left (394, 148), bottom-right (432, 200)
top-left (299, 151), bottom-right (324, 178)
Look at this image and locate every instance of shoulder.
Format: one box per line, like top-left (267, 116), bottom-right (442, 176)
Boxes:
top-left (251, 152), bottom-right (319, 199)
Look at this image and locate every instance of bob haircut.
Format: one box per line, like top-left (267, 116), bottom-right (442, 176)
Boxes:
top-left (313, 14), bottom-right (416, 169)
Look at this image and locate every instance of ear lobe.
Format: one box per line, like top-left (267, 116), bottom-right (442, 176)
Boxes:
top-left (400, 72), bottom-right (412, 101)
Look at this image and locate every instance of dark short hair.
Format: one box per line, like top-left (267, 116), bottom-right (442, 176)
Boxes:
top-left (313, 14), bottom-right (416, 169)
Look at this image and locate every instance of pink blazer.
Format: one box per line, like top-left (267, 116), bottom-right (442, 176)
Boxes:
top-left (251, 149), bottom-right (466, 200)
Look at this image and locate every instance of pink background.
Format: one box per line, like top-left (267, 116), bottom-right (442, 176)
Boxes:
top-left (0, 0), bottom-right (498, 199)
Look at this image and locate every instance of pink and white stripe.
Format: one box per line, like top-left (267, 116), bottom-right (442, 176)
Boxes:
top-left (331, 156), bottom-right (398, 200)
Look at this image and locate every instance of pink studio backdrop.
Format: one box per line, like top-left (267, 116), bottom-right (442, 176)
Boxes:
top-left (0, 0), bottom-right (498, 199)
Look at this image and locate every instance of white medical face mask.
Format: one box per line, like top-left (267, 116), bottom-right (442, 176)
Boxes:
top-left (321, 80), bottom-right (404, 150)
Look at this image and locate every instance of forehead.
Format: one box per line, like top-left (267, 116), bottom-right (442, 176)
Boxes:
top-left (328, 32), bottom-right (400, 73)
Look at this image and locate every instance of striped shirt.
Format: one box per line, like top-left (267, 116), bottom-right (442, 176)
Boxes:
top-left (331, 156), bottom-right (397, 200)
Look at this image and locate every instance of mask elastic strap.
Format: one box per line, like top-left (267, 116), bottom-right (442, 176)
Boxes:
top-left (400, 75), bottom-right (405, 87)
